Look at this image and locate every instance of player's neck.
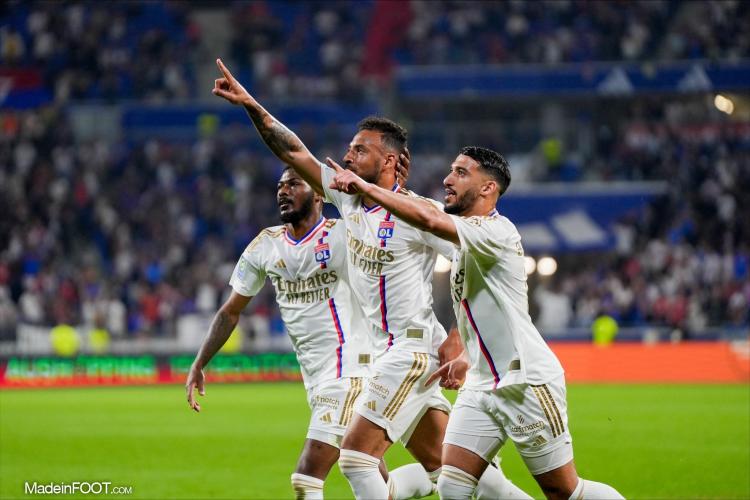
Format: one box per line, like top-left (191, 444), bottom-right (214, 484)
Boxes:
top-left (287, 211), bottom-right (323, 240)
top-left (461, 201), bottom-right (498, 218)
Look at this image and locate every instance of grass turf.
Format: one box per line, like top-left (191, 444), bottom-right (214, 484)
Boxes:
top-left (0, 383), bottom-right (748, 499)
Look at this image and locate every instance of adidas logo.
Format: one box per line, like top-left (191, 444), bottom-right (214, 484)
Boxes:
top-left (349, 214), bottom-right (361, 224)
top-left (532, 435), bottom-right (548, 447)
top-left (274, 259), bottom-right (287, 269)
top-left (366, 401), bottom-right (377, 411)
top-left (320, 412), bottom-right (332, 423)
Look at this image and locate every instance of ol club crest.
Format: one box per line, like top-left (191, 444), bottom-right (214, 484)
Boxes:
top-left (314, 243), bottom-right (331, 263)
top-left (378, 220), bottom-right (395, 240)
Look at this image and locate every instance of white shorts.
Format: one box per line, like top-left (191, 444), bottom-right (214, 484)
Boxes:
top-left (306, 377), bottom-right (366, 449)
top-left (355, 349), bottom-right (451, 443)
top-left (444, 375), bottom-right (573, 475)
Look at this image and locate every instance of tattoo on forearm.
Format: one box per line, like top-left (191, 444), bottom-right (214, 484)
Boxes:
top-left (244, 105), bottom-right (304, 162)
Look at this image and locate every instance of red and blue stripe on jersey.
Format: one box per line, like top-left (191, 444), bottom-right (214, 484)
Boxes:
top-left (379, 275), bottom-right (394, 349)
top-left (363, 184), bottom-right (401, 350)
top-left (328, 298), bottom-right (346, 378)
top-left (461, 298), bottom-right (501, 388)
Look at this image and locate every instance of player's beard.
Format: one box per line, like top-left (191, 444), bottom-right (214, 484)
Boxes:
top-left (349, 160), bottom-right (381, 185)
top-left (444, 187), bottom-right (479, 215)
top-left (279, 192), bottom-right (315, 224)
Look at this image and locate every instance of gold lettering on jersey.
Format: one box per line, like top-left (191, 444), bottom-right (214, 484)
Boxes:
top-left (272, 270), bottom-right (338, 304)
top-left (346, 229), bottom-right (395, 276)
top-left (515, 241), bottom-right (524, 256)
top-left (283, 288), bottom-right (331, 304)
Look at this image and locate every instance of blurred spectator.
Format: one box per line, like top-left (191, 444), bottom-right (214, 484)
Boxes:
top-left (1, 1), bottom-right (197, 101)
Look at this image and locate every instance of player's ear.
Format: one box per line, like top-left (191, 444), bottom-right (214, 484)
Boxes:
top-left (480, 180), bottom-right (498, 197)
top-left (383, 152), bottom-right (397, 171)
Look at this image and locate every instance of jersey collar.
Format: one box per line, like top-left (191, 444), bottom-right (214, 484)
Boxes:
top-left (362, 183), bottom-right (401, 214)
top-left (284, 217), bottom-right (326, 246)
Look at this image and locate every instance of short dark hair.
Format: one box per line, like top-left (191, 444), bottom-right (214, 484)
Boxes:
top-left (357, 116), bottom-right (408, 153)
top-left (459, 146), bottom-right (511, 196)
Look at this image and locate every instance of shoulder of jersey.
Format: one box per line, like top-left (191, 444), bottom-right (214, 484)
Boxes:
top-left (399, 188), bottom-right (444, 209)
top-left (245, 225), bottom-right (286, 251)
top-left (324, 218), bottom-right (339, 229)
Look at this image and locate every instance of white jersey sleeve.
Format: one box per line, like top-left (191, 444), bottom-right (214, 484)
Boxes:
top-left (409, 194), bottom-right (456, 259)
top-left (320, 163), bottom-right (347, 212)
top-left (229, 231), bottom-right (273, 297)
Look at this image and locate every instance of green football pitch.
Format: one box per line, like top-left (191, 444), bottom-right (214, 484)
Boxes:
top-left (1, 383), bottom-right (748, 499)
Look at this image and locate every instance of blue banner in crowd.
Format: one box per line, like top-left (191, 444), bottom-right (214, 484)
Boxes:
top-left (397, 60), bottom-right (750, 98)
top-left (500, 182), bottom-right (666, 253)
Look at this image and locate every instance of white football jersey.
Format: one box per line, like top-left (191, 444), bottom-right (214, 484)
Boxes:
top-left (229, 217), bottom-right (372, 389)
top-left (321, 165), bottom-right (453, 354)
top-left (449, 210), bottom-right (564, 390)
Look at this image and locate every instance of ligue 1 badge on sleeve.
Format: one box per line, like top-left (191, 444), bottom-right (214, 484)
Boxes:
top-left (237, 257), bottom-right (249, 280)
top-left (378, 220), bottom-right (395, 241)
top-left (314, 242), bottom-right (331, 264)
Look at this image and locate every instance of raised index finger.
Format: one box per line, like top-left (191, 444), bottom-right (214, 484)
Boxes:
top-left (325, 157), bottom-right (345, 172)
top-left (216, 58), bottom-right (235, 82)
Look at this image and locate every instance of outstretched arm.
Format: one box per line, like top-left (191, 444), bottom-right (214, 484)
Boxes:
top-left (326, 158), bottom-right (459, 244)
top-left (212, 59), bottom-right (324, 193)
top-left (186, 291), bottom-right (252, 412)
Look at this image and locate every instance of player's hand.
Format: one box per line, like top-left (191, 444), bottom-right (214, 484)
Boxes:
top-left (438, 326), bottom-right (463, 366)
top-left (395, 147), bottom-right (410, 187)
top-left (185, 364), bottom-right (206, 413)
top-left (212, 58), bottom-right (254, 107)
top-left (326, 157), bottom-right (366, 194)
top-left (426, 358), bottom-right (468, 390)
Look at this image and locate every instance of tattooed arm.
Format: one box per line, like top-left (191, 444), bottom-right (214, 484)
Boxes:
top-left (186, 291), bottom-right (252, 412)
top-left (211, 59), bottom-right (324, 193)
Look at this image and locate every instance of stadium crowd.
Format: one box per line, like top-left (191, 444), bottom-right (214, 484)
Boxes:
top-left (533, 98), bottom-right (749, 335)
top-left (1, 100), bottom-right (748, 340)
top-left (4, 0), bottom-right (748, 103)
top-left (224, 0), bottom-right (750, 99)
top-left (0, 107), bottom-right (287, 339)
top-left (1, 1), bottom-right (198, 101)
top-left (393, 0), bottom-right (749, 67)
